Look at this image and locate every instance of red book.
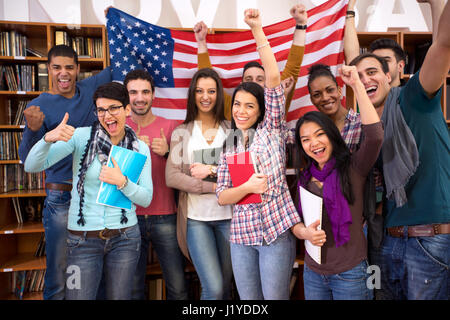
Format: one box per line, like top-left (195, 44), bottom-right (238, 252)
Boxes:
top-left (226, 151), bottom-right (262, 205)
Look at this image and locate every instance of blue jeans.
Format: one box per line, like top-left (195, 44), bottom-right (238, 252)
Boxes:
top-left (380, 232), bottom-right (449, 300)
top-left (187, 218), bottom-right (232, 300)
top-left (303, 260), bottom-right (373, 300)
top-left (65, 223), bottom-right (141, 300)
top-left (42, 189), bottom-right (70, 300)
top-left (131, 214), bottom-right (188, 300)
top-left (230, 230), bottom-right (296, 300)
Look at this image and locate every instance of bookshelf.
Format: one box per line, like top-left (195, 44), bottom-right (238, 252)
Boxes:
top-left (0, 20), bottom-right (107, 300)
top-left (346, 31), bottom-right (450, 125)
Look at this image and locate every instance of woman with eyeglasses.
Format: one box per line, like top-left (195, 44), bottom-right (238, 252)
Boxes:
top-left (24, 82), bottom-right (153, 300)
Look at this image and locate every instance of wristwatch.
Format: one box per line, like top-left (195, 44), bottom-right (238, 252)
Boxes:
top-left (296, 24), bottom-right (307, 30)
top-left (209, 165), bottom-right (218, 177)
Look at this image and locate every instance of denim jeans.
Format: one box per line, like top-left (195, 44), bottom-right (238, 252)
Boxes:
top-left (65, 223), bottom-right (141, 300)
top-left (230, 230), bottom-right (296, 300)
top-left (379, 232), bottom-right (449, 300)
top-left (42, 189), bottom-right (70, 300)
top-left (303, 259), bottom-right (373, 300)
top-left (131, 214), bottom-right (188, 300)
top-left (187, 218), bottom-right (233, 300)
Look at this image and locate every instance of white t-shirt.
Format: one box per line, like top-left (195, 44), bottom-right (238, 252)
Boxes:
top-left (187, 121), bottom-right (232, 221)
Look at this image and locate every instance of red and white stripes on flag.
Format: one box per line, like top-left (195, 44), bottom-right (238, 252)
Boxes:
top-left (151, 0), bottom-right (347, 123)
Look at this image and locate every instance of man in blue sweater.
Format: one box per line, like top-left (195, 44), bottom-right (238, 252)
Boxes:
top-left (18, 45), bottom-right (112, 300)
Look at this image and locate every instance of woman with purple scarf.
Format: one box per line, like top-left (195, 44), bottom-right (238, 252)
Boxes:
top-left (291, 65), bottom-right (384, 300)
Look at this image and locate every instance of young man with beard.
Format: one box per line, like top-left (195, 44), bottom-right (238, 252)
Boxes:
top-left (18, 45), bottom-right (112, 300)
top-left (124, 69), bottom-right (188, 300)
top-left (349, 0), bottom-right (450, 299)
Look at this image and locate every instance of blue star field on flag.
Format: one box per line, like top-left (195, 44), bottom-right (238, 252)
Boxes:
top-left (106, 7), bottom-right (175, 87)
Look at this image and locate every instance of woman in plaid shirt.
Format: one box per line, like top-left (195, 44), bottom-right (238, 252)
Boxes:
top-left (216, 9), bottom-right (302, 300)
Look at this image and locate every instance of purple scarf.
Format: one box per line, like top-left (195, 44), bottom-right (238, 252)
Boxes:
top-left (298, 158), bottom-right (352, 247)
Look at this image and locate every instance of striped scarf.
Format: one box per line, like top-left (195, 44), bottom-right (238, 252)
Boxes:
top-left (76, 121), bottom-right (140, 226)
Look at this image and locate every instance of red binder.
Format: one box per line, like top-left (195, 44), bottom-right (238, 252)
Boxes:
top-left (226, 151), bottom-right (262, 205)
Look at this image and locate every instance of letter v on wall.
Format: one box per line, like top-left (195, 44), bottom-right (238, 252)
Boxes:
top-left (169, 0), bottom-right (220, 28)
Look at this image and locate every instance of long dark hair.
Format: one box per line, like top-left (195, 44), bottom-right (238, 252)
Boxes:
top-left (223, 81), bottom-right (266, 151)
top-left (294, 111), bottom-right (354, 204)
top-left (184, 68), bottom-right (225, 124)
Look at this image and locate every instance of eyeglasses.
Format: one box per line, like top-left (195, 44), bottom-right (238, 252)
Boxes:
top-left (94, 105), bottom-right (124, 117)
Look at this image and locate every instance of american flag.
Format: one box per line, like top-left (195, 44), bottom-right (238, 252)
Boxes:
top-left (106, 0), bottom-right (347, 123)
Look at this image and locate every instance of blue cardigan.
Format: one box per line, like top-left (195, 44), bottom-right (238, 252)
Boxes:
top-left (24, 126), bottom-right (153, 231)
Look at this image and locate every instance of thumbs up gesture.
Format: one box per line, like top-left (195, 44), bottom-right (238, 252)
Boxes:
top-left (151, 128), bottom-right (169, 156)
top-left (44, 112), bottom-right (75, 143)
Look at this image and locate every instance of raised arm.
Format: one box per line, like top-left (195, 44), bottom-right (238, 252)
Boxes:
top-left (244, 9), bottom-right (280, 89)
top-left (344, 0), bottom-right (360, 64)
top-left (419, 0), bottom-right (450, 96)
top-left (339, 65), bottom-right (379, 125)
top-left (281, 3), bottom-right (307, 114)
top-left (417, 0), bottom-right (445, 42)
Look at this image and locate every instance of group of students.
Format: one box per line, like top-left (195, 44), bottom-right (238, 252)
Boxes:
top-left (19, 0), bottom-right (449, 301)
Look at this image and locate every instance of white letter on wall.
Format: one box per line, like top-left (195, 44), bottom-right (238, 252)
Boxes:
top-left (93, 0), bottom-right (162, 25)
top-left (170, 0), bottom-right (220, 27)
top-left (38, 0), bottom-right (81, 25)
top-left (3, 0), bottom-right (29, 21)
top-left (367, 0), bottom-right (428, 32)
top-left (236, 0), bottom-right (257, 29)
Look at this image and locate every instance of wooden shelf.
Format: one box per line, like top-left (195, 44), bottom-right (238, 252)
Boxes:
top-left (0, 190), bottom-right (46, 198)
top-left (0, 56), bottom-right (46, 62)
top-left (0, 253), bottom-right (46, 272)
top-left (0, 160), bottom-right (21, 164)
top-left (7, 291), bottom-right (43, 300)
top-left (0, 221), bottom-right (44, 235)
top-left (0, 125), bottom-right (24, 130)
top-left (0, 91), bottom-right (43, 96)
top-left (146, 262), bottom-right (195, 276)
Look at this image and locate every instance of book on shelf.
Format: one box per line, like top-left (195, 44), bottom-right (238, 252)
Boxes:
top-left (0, 31), bottom-right (27, 57)
top-left (34, 233), bottom-right (46, 257)
top-left (11, 197), bottom-right (44, 224)
top-left (26, 47), bottom-right (45, 58)
top-left (37, 62), bottom-right (48, 92)
top-left (0, 64), bottom-right (37, 91)
top-left (14, 271), bottom-right (26, 299)
top-left (11, 270), bottom-right (46, 298)
top-left (0, 131), bottom-right (23, 159)
top-left (0, 164), bottom-right (45, 193)
top-left (226, 151), bottom-right (262, 205)
top-left (54, 30), bottom-right (103, 58)
top-left (96, 145), bottom-right (147, 210)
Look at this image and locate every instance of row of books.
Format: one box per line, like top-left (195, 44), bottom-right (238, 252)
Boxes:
top-left (11, 197), bottom-right (44, 224)
top-left (0, 131), bottom-right (22, 160)
top-left (0, 64), bottom-right (36, 92)
top-left (0, 164), bottom-right (45, 193)
top-left (6, 99), bottom-right (29, 125)
top-left (55, 31), bottom-right (103, 58)
top-left (0, 31), bottom-right (28, 57)
top-left (12, 270), bottom-right (46, 299)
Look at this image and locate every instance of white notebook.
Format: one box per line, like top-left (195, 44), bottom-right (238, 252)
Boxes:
top-left (299, 186), bottom-right (323, 264)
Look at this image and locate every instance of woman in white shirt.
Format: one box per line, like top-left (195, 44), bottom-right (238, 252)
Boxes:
top-left (165, 68), bottom-right (233, 300)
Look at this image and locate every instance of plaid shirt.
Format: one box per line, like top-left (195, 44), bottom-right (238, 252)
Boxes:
top-left (341, 108), bottom-right (362, 154)
top-left (216, 85), bottom-right (301, 246)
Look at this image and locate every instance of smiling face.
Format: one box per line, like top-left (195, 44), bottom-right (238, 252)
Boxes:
top-left (48, 56), bottom-right (80, 98)
top-left (96, 97), bottom-right (131, 145)
top-left (355, 57), bottom-right (392, 109)
top-left (371, 48), bottom-right (404, 87)
top-left (127, 78), bottom-right (154, 116)
top-left (195, 77), bottom-right (217, 116)
top-left (243, 67), bottom-right (265, 88)
top-left (299, 121), bottom-right (333, 170)
top-left (232, 90), bottom-right (261, 132)
top-left (309, 76), bottom-right (342, 117)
